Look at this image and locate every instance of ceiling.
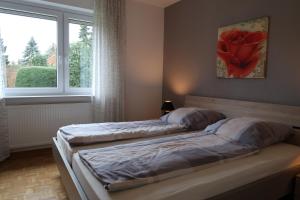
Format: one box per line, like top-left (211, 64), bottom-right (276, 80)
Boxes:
top-left (136, 0), bottom-right (181, 8)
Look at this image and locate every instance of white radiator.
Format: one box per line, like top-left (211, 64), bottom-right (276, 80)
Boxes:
top-left (7, 103), bottom-right (93, 150)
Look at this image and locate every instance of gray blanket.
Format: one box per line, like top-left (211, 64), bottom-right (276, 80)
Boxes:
top-left (79, 131), bottom-right (258, 191)
top-left (60, 120), bottom-right (185, 146)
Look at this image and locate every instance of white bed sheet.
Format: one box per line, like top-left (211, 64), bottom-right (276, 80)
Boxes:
top-left (57, 131), bottom-right (189, 165)
top-left (72, 143), bottom-right (300, 200)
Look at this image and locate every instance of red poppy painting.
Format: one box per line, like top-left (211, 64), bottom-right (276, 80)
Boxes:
top-left (217, 17), bottom-right (269, 78)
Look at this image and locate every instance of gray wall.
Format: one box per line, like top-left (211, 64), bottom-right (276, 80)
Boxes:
top-left (163, 0), bottom-right (300, 108)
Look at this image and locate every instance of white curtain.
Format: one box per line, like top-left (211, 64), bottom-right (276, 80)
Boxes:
top-left (0, 33), bottom-right (9, 162)
top-left (92, 0), bottom-right (126, 122)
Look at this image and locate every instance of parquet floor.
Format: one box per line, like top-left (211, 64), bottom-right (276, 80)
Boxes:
top-left (0, 149), bottom-right (68, 200)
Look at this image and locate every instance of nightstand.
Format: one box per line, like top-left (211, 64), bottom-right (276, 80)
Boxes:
top-left (295, 174), bottom-right (300, 200)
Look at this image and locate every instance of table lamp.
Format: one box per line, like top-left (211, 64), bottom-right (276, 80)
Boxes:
top-left (161, 100), bottom-right (175, 115)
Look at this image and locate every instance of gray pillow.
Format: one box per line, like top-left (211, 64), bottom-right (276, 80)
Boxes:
top-left (204, 118), bottom-right (229, 134)
top-left (161, 107), bottom-right (225, 131)
top-left (205, 117), bottom-right (294, 148)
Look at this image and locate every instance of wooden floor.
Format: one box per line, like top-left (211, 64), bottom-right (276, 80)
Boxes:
top-left (0, 149), bottom-right (68, 200)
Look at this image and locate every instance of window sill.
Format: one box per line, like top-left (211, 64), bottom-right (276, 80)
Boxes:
top-left (5, 95), bottom-right (92, 106)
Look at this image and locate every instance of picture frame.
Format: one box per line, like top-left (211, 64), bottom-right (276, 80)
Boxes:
top-left (216, 17), bottom-right (269, 78)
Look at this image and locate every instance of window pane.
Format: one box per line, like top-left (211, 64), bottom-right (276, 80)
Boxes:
top-left (69, 22), bottom-right (92, 88)
top-left (0, 12), bottom-right (57, 88)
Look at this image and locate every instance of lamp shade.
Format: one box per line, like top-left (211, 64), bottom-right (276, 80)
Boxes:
top-left (161, 100), bottom-right (175, 112)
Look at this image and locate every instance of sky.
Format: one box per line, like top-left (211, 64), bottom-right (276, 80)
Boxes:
top-left (0, 12), bottom-right (82, 63)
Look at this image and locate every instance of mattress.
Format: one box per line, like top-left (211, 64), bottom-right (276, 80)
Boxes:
top-left (57, 130), bottom-right (189, 165)
top-left (72, 143), bottom-right (300, 200)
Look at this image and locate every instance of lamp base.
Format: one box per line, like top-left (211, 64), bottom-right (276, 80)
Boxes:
top-left (161, 110), bottom-right (171, 116)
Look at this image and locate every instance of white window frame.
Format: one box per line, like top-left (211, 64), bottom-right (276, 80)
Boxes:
top-left (0, 1), bottom-right (93, 97)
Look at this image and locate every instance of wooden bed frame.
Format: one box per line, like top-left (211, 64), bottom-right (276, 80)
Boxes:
top-left (52, 96), bottom-right (300, 200)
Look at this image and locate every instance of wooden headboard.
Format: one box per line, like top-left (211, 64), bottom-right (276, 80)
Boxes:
top-left (185, 96), bottom-right (300, 127)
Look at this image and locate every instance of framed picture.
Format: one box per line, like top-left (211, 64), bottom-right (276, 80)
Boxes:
top-left (216, 17), bottom-right (269, 78)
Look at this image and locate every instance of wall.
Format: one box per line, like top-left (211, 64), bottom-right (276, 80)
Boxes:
top-left (8, 0), bottom-right (164, 149)
top-left (163, 0), bottom-right (300, 108)
top-left (125, 0), bottom-right (164, 120)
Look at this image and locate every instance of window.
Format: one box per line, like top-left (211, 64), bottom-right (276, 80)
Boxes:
top-left (1, 13), bottom-right (58, 88)
top-left (0, 2), bottom-right (93, 96)
top-left (68, 22), bottom-right (93, 89)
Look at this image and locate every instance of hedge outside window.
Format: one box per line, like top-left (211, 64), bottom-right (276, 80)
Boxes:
top-left (15, 67), bottom-right (57, 87)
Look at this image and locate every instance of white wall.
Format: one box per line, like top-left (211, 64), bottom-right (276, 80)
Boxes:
top-left (125, 0), bottom-right (164, 120)
top-left (7, 0), bottom-right (165, 149)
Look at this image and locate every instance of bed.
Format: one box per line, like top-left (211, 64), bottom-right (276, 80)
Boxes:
top-left (52, 96), bottom-right (300, 200)
top-left (72, 143), bottom-right (300, 200)
top-left (57, 108), bottom-right (225, 165)
top-left (57, 107), bottom-right (225, 165)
